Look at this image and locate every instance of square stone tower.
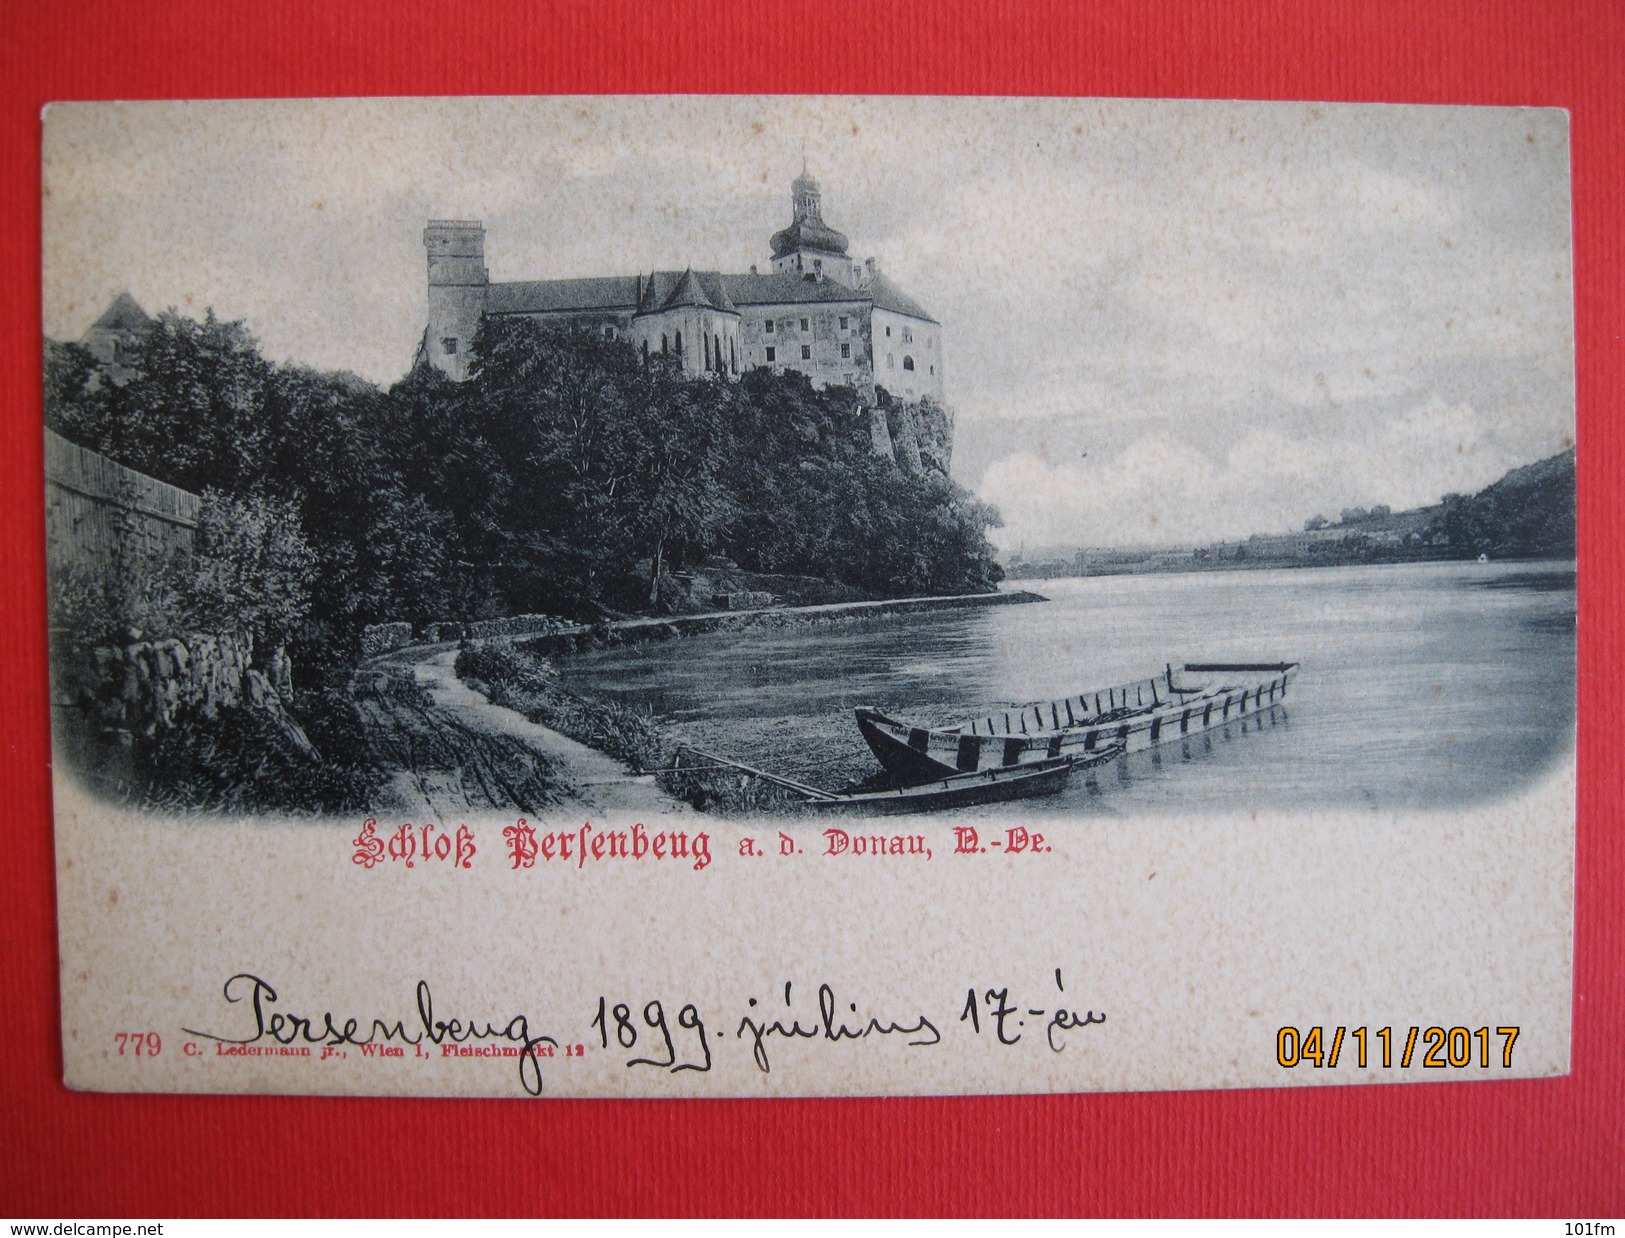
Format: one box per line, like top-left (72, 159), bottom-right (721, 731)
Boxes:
top-left (424, 220), bottom-right (488, 381)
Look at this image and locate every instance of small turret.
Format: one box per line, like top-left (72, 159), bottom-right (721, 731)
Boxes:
top-left (81, 291), bottom-right (150, 368)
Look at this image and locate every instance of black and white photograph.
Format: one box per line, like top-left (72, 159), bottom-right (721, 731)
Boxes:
top-left (43, 96), bottom-right (1576, 1099)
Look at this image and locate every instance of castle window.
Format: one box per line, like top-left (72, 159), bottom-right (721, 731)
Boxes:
top-left (839, 316), bottom-right (848, 330)
top-left (766, 346), bottom-right (776, 362)
top-left (929, 364), bottom-right (934, 375)
top-left (800, 318), bottom-right (809, 332)
top-left (643, 341), bottom-right (649, 363)
top-left (714, 335), bottom-right (722, 372)
top-left (662, 334), bottom-right (668, 354)
top-left (765, 319), bottom-right (774, 333)
top-left (704, 335), bottom-right (711, 369)
top-left (442, 337), bottom-right (458, 354)
top-left (903, 355), bottom-right (915, 371)
top-left (887, 353), bottom-right (894, 368)
top-left (885, 326), bottom-right (892, 337)
top-left (730, 339), bottom-right (737, 373)
top-left (903, 328), bottom-right (913, 344)
top-left (800, 345), bottom-right (811, 360)
top-left (675, 331), bottom-right (683, 357)
top-left (841, 343), bottom-right (851, 359)
top-left (604, 325), bottom-right (617, 340)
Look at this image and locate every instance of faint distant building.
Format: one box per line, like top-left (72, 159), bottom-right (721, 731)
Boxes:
top-left (416, 168), bottom-right (948, 412)
top-left (79, 291), bottom-right (149, 387)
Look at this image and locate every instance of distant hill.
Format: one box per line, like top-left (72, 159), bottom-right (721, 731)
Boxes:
top-left (1432, 446), bottom-right (1576, 559)
top-left (1005, 446), bottom-right (1576, 580)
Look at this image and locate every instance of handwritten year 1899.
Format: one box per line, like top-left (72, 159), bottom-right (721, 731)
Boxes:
top-left (592, 996), bottom-right (712, 1073)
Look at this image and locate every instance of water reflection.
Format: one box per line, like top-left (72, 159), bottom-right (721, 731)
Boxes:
top-left (553, 560), bottom-right (1574, 813)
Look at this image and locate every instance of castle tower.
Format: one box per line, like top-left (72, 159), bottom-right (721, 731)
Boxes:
top-left (769, 169), bottom-right (858, 287)
top-left (424, 220), bottom-right (488, 380)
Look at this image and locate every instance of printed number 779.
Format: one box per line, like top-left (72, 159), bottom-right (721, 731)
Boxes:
top-left (114, 1032), bottom-right (162, 1056)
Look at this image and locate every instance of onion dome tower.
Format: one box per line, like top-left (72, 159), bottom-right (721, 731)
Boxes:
top-left (769, 167), bottom-right (856, 286)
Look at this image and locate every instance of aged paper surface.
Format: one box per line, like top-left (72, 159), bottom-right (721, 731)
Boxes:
top-left (44, 97), bottom-right (1575, 1098)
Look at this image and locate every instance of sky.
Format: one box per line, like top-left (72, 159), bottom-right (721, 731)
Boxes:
top-left (42, 96), bottom-right (1574, 554)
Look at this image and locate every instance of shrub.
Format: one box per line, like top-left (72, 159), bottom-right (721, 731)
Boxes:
top-left (455, 639), bottom-right (663, 771)
top-left (131, 699), bottom-right (373, 816)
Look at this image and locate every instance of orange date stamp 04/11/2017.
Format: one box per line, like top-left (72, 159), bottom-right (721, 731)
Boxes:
top-left (1277, 1026), bottom-right (1521, 1071)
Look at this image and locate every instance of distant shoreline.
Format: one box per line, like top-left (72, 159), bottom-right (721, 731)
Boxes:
top-left (1004, 551), bottom-right (1576, 583)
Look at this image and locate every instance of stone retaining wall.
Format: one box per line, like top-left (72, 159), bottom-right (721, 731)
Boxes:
top-left (63, 631), bottom-right (313, 758)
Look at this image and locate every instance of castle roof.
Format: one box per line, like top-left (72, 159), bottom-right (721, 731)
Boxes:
top-left (864, 272), bottom-right (938, 324)
top-left (719, 272), bottom-right (866, 306)
top-left (485, 276), bottom-right (641, 315)
top-left (87, 291), bottom-right (150, 334)
top-left (633, 268), bottom-right (739, 317)
top-left (769, 217), bottom-right (850, 260)
top-left (669, 268), bottom-right (729, 313)
top-left (484, 269), bottom-right (935, 323)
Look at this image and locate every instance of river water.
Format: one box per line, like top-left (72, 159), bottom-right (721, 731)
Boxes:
top-left (551, 560), bottom-right (1576, 815)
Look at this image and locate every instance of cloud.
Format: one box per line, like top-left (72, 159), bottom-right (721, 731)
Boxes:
top-left (42, 96), bottom-right (1573, 537)
top-left (977, 394), bottom-right (1552, 551)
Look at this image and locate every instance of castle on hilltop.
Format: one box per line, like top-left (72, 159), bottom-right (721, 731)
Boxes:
top-left (417, 169), bottom-right (952, 471)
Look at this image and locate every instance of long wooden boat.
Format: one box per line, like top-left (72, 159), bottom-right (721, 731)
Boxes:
top-left (675, 742), bottom-right (1121, 814)
top-left (855, 661), bottom-right (1299, 785)
top-left (803, 755), bottom-right (1089, 814)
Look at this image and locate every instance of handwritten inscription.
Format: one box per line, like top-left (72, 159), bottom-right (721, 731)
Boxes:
top-left (961, 968), bottom-right (1105, 1052)
top-left (736, 981), bottom-right (941, 1072)
top-left (181, 969), bottom-right (1105, 1094)
top-left (181, 974), bottom-right (557, 1095)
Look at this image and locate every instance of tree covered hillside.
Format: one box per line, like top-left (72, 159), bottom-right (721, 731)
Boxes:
top-left (46, 309), bottom-right (1003, 664)
top-left (1433, 447), bottom-right (1576, 560)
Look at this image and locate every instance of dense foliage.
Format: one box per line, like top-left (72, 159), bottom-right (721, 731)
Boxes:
top-left (48, 488), bottom-right (317, 652)
top-left (1432, 448), bottom-right (1576, 560)
top-left (46, 309), bottom-right (1003, 676)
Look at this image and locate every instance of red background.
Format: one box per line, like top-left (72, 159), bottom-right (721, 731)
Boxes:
top-left (1, 0), bottom-right (1620, 1217)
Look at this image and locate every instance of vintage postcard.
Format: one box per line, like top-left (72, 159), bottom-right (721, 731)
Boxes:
top-left (43, 96), bottom-right (1575, 1098)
